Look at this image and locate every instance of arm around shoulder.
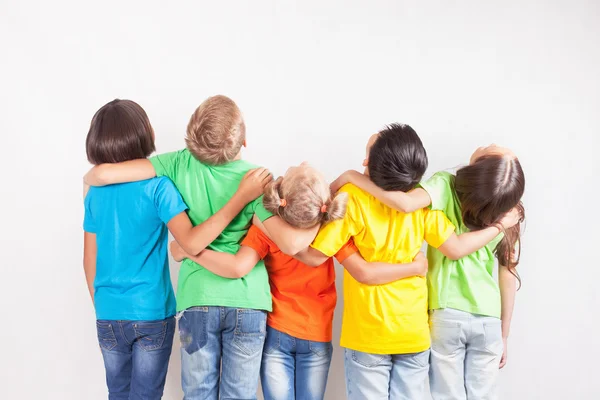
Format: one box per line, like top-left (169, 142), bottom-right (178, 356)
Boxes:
top-left (84, 159), bottom-right (156, 186)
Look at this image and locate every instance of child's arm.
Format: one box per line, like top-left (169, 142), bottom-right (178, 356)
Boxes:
top-left (499, 263), bottom-right (518, 368)
top-left (341, 252), bottom-right (428, 285)
top-left (83, 232), bottom-right (96, 304)
top-left (84, 159), bottom-right (156, 186)
top-left (437, 208), bottom-right (521, 260)
top-left (254, 215), bottom-right (321, 256)
top-left (170, 241), bottom-right (261, 279)
top-left (294, 246), bottom-right (330, 267)
top-left (331, 170), bottom-right (431, 213)
top-left (168, 168), bottom-right (272, 256)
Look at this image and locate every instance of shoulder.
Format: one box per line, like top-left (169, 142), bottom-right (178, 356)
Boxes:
top-left (339, 183), bottom-right (370, 200)
top-left (423, 171), bottom-right (454, 189)
top-left (144, 176), bottom-right (180, 200)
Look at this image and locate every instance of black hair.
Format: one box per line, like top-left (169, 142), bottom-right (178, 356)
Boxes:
top-left (368, 123), bottom-right (428, 191)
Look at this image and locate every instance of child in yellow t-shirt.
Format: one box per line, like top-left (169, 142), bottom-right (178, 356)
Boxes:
top-left (298, 124), bottom-right (519, 400)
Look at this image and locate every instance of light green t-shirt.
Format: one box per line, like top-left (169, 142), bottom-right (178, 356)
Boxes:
top-left (420, 171), bottom-right (503, 318)
top-left (150, 149), bottom-right (273, 312)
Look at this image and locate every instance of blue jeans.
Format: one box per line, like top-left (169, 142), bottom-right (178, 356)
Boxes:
top-left (344, 348), bottom-right (430, 400)
top-left (178, 306), bottom-right (267, 400)
top-left (260, 326), bottom-right (333, 400)
top-left (96, 318), bottom-right (175, 400)
top-left (429, 308), bottom-right (503, 400)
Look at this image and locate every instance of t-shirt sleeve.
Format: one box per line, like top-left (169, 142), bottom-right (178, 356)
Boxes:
top-left (149, 151), bottom-right (181, 179)
top-left (153, 177), bottom-right (189, 224)
top-left (311, 189), bottom-right (361, 257)
top-left (418, 171), bottom-right (453, 212)
top-left (334, 239), bottom-right (359, 264)
top-left (253, 195), bottom-right (274, 222)
top-left (241, 225), bottom-right (270, 260)
top-left (423, 208), bottom-right (456, 248)
top-left (83, 190), bottom-right (96, 233)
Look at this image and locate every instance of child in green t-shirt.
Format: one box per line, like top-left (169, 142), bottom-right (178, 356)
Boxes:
top-left (331, 144), bottom-right (525, 399)
top-left (84, 95), bottom-right (317, 399)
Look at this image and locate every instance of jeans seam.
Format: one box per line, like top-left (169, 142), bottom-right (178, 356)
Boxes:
top-left (118, 321), bottom-right (132, 346)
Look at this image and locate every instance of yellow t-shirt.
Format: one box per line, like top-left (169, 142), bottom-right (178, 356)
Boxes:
top-left (311, 184), bottom-right (455, 354)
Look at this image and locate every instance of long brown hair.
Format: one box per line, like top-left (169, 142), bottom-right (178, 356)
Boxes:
top-left (263, 166), bottom-right (348, 229)
top-left (454, 154), bottom-right (525, 285)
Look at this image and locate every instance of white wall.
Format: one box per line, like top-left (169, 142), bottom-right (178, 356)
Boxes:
top-left (1, 0), bottom-right (598, 398)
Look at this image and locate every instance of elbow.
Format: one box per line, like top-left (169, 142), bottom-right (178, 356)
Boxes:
top-left (352, 269), bottom-right (373, 285)
top-left (447, 253), bottom-right (461, 261)
top-left (86, 165), bottom-right (110, 186)
top-left (183, 243), bottom-right (205, 257)
top-left (230, 265), bottom-right (252, 279)
top-left (280, 240), bottom-right (305, 257)
top-left (442, 247), bottom-right (462, 261)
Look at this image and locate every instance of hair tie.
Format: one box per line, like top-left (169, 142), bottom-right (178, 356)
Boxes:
top-left (280, 199), bottom-right (287, 207)
top-left (321, 204), bottom-right (327, 213)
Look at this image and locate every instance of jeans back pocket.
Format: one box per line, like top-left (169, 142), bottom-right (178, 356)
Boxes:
top-left (430, 319), bottom-right (462, 357)
top-left (233, 309), bottom-right (267, 356)
top-left (96, 321), bottom-right (117, 351)
top-left (134, 321), bottom-right (167, 351)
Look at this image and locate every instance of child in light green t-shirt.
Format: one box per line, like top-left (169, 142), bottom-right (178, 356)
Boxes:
top-left (331, 143), bottom-right (525, 399)
top-left (84, 95), bottom-right (317, 400)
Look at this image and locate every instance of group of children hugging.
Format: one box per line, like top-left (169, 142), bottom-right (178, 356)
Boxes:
top-left (83, 95), bottom-right (525, 400)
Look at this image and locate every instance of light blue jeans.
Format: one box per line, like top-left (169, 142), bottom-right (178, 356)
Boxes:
top-left (260, 326), bottom-right (333, 400)
top-left (429, 308), bottom-right (503, 400)
top-left (177, 306), bottom-right (267, 400)
top-left (344, 348), bottom-right (430, 400)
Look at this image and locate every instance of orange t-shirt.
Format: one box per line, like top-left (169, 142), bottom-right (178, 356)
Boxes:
top-left (242, 225), bottom-right (357, 342)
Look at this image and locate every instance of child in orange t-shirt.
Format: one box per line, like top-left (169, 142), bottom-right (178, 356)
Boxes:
top-left (171, 162), bottom-right (427, 400)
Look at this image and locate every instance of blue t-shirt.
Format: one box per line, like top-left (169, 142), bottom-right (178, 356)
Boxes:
top-left (83, 177), bottom-right (188, 320)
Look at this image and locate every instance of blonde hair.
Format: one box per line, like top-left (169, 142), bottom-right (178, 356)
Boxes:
top-left (263, 166), bottom-right (348, 229)
top-left (185, 95), bottom-right (246, 165)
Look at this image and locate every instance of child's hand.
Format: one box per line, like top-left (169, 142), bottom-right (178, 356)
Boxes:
top-left (413, 252), bottom-right (428, 277)
top-left (330, 170), bottom-right (361, 193)
top-left (497, 207), bottom-right (522, 230)
top-left (236, 168), bottom-right (273, 203)
top-left (170, 240), bottom-right (186, 262)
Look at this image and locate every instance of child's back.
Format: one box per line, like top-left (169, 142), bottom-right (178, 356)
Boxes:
top-left (312, 183), bottom-right (453, 354)
top-left (85, 177), bottom-right (185, 320)
top-left (150, 149), bottom-right (272, 312)
top-left (83, 99), bottom-right (187, 400)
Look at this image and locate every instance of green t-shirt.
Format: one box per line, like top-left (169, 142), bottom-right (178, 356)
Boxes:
top-left (420, 171), bottom-right (503, 318)
top-left (150, 149), bottom-right (273, 312)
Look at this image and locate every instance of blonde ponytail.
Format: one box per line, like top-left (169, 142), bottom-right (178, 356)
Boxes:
top-left (263, 164), bottom-right (348, 229)
top-left (322, 191), bottom-right (348, 223)
top-left (263, 177), bottom-right (284, 216)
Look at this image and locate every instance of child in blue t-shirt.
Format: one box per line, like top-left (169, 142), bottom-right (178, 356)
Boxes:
top-left (83, 99), bottom-right (270, 400)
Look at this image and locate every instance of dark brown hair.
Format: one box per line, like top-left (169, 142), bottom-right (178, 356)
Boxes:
top-left (86, 99), bottom-right (155, 165)
top-left (455, 154), bottom-right (525, 285)
top-left (368, 123), bottom-right (428, 191)
top-left (263, 167), bottom-right (348, 229)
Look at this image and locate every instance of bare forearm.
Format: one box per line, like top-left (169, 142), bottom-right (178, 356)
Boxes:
top-left (84, 159), bottom-right (155, 186)
top-left (294, 246), bottom-right (329, 267)
top-left (339, 171), bottom-right (429, 213)
top-left (343, 255), bottom-right (422, 285)
top-left (499, 266), bottom-right (517, 338)
top-left (183, 194), bottom-right (249, 255)
top-left (262, 217), bottom-right (319, 256)
top-left (440, 226), bottom-right (501, 260)
top-left (83, 234), bottom-right (96, 304)
top-left (181, 247), bottom-right (259, 279)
